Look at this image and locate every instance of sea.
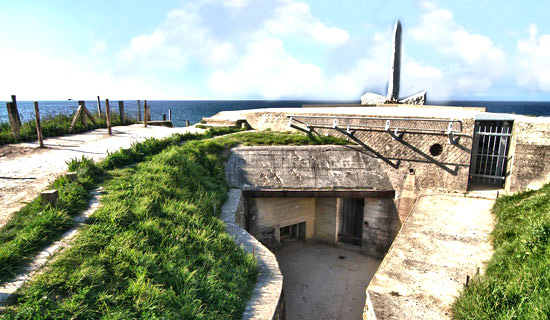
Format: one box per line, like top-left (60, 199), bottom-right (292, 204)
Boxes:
top-left (1, 100), bottom-right (549, 127)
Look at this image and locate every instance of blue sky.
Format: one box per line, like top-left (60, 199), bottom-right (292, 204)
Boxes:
top-left (1, 0), bottom-right (550, 101)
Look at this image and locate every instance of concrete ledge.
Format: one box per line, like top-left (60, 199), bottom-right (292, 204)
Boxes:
top-left (221, 189), bottom-right (284, 320)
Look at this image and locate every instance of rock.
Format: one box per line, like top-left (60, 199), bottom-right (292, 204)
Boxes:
top-left (361, 93), bottom-right (387, 105)
top-left (399, 90), bottom-right (426, 105)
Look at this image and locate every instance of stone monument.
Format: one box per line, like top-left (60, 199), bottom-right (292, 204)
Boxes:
top-left (361, 20), bottom-right (426, 105)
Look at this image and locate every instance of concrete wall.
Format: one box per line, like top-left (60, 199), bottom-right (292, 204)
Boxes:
top-left (314, 198), bottom-right (338, 243)
top-left (220, 189), bottom-right (285, 320)
top-left (362, 198), bottom-right (401, 259)
top-left (249, 198), bottom-right (315, 247)
top-left (226, 146), bottom-right (394, 191)
top-left (226, 121), bottom-right (474, 198)
top-left (506, 117), bottom-right (550, 193)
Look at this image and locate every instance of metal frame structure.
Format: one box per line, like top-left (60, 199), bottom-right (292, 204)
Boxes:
top-left (288, 115), bottom-right (463, 145)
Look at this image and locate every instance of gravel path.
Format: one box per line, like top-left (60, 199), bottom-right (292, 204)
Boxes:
top-left (0, 124), bottom-right (204, 227)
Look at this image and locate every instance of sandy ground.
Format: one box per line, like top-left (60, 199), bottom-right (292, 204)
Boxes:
top-left (275, 241), bottom-right (381, 320)
top-left (0, 124), bottom-right (204, 227)
top-left (366, 192), bottom-right (496, 319)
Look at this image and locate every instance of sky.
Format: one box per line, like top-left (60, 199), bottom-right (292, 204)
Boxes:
top-left (1, 0), bottom-right (550, 101)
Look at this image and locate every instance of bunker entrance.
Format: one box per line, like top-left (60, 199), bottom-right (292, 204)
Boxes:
top-left (338, 198), bottom-right (364, 246)
top-left (243, 190), bottom-right (398, 319)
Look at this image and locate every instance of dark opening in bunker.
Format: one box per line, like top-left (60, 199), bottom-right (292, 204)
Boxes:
top-left (338, 198), bottom-right (364, 246)
top-left (280, 222), bottom-right (306, 242)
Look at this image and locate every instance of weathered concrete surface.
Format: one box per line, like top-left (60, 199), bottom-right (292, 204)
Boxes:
top-left (314, 198), bottom-right (338, 243)
top-left (363, 198), bottom-right (401, 259)
top-left (217, 108), bottom-right (476, 196)
top-left (221, 189), bottom-right (284, 320)
top-left (0, 124), bottom-right (204, 227)
top-left (366, 193), bottom-right (495, 319)
top-left (276, 241), bottom-right (381, 320)
top-left (226, 145), bottom-right (394, 191)
top-left (506, 116), bottom-right (550, 193)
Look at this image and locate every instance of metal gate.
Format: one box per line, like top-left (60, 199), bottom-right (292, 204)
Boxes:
top-left (469, 120), bottom-right (513, 187)
top-left (338, 198), bottom-right (364, 246)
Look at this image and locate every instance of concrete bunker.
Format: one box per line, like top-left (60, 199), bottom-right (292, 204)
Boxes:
top-left (226, 145), bottom-right (403, 318)
top-left (243, 190), bottom-right (398, 258)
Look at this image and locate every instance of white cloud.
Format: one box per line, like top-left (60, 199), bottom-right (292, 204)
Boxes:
top-left (409, 2), bottom-right (505, 97)
top-left (222, 0), bottom-right (251, 8)
top-left (209, 38), bottom-right (324, 98)
top-left (0, 49), bottom-right (184, 100)
top-left (116, 5), bottom-right (236, 73)
top-left (264, 2), bottom-right (349, 45)
top-left (517, 23), bottom-right (550, 91)
top-left (91, 40), bottom-right (107, 55)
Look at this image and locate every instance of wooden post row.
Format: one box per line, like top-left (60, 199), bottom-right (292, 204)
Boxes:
top-left (118, 101), bottom-right (125, 124)
top-left (105, 99), bottom-right (112, 135)
top-left (33, 101), bottom-right (44, 148)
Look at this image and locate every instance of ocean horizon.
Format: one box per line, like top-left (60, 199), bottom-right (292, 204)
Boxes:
top-left (1, 99), bottom-right (549, 127)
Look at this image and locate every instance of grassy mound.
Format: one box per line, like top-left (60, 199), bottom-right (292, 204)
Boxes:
top-left (0, 128), bottom-right (239, 283)
top-left (1, 130), bottom-right (347, 319)
top-left (453, 183), bottom-right (550, 319)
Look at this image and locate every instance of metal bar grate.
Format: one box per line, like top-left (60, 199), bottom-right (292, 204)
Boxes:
top-left (469, 120), bottom-right (513, 187)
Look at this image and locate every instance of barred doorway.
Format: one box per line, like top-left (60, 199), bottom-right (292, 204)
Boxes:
top-left (469, 120), bottom-right (513, 188)
top-left (338, 198), bottom-right (364, 246)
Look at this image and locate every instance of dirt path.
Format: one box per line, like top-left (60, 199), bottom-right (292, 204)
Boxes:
top-left (0, 125), bottom-right (204, 227)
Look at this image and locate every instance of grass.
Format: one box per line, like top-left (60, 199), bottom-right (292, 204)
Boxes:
top-left (0, 113), bottom-right (135, 146)
top-left (0, 127), bottom-right (240, 283)
top-left (453, 183), bottom-right (550, 319)
top-left (1, 129), bottom-right (348, 319)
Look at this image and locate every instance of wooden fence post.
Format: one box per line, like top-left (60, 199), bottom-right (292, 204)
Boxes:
top-left (96, 96), bottom-right (102, 118)
top-left (6, 101), bottom-right (21, 140)
top-left (80, 101), bottom-right (88, 127)
top-left (34, 101), bottom-right (44, 148)
top-left (118, 101), bottom-right (125, 124)
top-left (105, 99), bottom-right (112, 135)
top-left (137, 100), bottom-right (142, 122)
top-left (143, 100), bottom-right (148, 127)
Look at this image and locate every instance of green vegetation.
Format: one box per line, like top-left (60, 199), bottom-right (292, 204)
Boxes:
top-left (453, 183), bottom-right (550, 319)
top-left (0, 113), bottom-right (134, 146)
top-left (0, 127), bottom-right (239, 283)
top-left (1, 129), bottom-right (348, 319)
